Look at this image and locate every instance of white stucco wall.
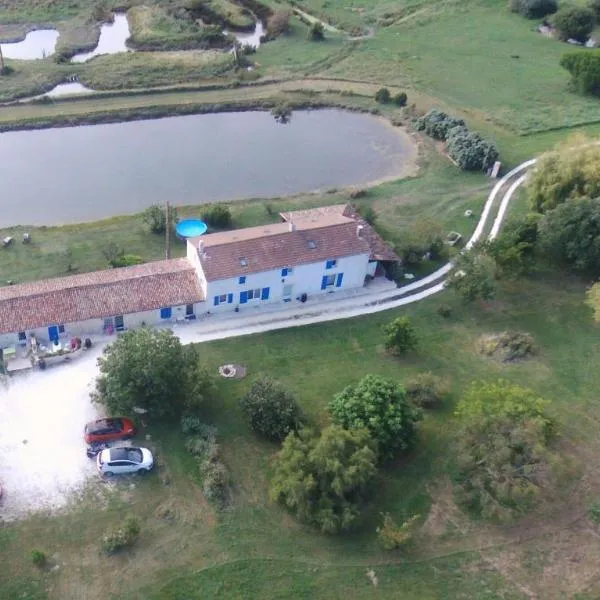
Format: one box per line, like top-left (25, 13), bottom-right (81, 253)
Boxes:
top-left (203, 253), bottom-right (370, 312)
top-left (187, 241), bottom-right (208, 296)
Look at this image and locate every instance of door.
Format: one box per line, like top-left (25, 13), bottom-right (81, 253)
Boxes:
top-left (283, 284), bottom-right (293, 300)
top-left (114, 315), bottom-right (124, 331)
top-left (48, 325), bottom-right (59, 342)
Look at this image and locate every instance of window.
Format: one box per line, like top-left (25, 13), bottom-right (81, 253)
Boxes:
top-left (326, 259), bottom-right (337, 269)
top-left (324, 274), bottom-right (336, 287)
top-left (247, 288), bottom-right (262, 300)
top-left (114, 315), bottom-right (125, 331)
top-left (58, 324), bottom-right (65, 334)
top-left (18, 331), bottom-right (26, 341)
top-left (213, 294), bottom-right (233, 306)
top-left (307, 240), bottom-right (317, 249)
top-left (281, 267), bottom-right (293, 277)
top-left (185, 304), bottom-right (194, 316)
top-left (239, 258), bottom-right (248, 267)
top-left (239, 276), bottom-right (246, 284)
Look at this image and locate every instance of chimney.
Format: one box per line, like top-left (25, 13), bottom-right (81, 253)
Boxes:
top-left (288, 221), bottom-right (296, 232)
top-left (198, 240), bottom-right (205, 252)
top-left (356, 225), bottom-right (364, 238)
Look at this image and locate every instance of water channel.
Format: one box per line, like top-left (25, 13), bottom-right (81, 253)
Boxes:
top-left (0, 29), bottom-right (59, 60)
top-left (71, 13), bottom-right (131, 63)
top-left (0, 109), bottom-right (416, 227)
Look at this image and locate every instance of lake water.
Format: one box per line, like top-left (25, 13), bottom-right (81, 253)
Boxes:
top-left (225, 21), bottom-right (264, 49)
top-left (0, 109), bottom-right (416, 227)
top-left (0, 29), bottom-right (59, 60)
top-left (71, 13), bottom-right (131, 63)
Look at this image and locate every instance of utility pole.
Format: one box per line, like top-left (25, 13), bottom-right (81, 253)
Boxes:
top-left (0, 44), bottom-right (5, 71)
top-left (165, 200), bottom-right (171, 259)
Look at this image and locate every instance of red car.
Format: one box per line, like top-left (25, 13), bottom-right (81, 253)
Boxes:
top-left (84, 418), bottom-right (136, 444)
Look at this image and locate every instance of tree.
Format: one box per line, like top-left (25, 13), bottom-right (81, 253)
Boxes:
top-left (270, 425), bottom-right (377, 533)
top-left (586, 281), bottom-right (600, 321)
top-left (489, 213), bottom-right (540, 277)
top-left (446, 125), bottom-right (499, 172)
top-left (552, 5), bottom-right (596, 42)
top-left (202, 204), bottom-right (232, 229)
top-left (266, 9), bottom-right (291, 38)
top-left (510, 0), bottom-right (557, 19)
top-left (239, 375), bottom-right (304, 441)
top-left (93, 328), bottom-right (215, 419)
top-left (561, 50), bottom-right (600, 95)
top-left (446, 243), bottom-right (498, 303)
top-left (590, 0), bottom-right (600, 19)
top-left (102, 242), bottom-right (125, 268)
top-left (143, 204), bottom-right (178, 235)
top-left (393, 92), bottom-right (408, 107)
top-left (538, 197), bottom-right (600, 274)
top-left (383, 317), bottom-right (418, 354)
top-left (308, 21), bottom-right (324, 41)
top-left (454, 380), bottom-right (557, 521)
top-left (415, 109), bottom-right (465, 141)
top-left (375, 87), bottom-right (391, 104)
top-left (329, 374), bottom-right (421, 459)
top-left (527, 138), bottom-right (600, 212)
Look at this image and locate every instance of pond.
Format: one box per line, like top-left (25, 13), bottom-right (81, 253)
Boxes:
top-left (71, 13), bottom-right (131, 63)
top-left (225, 21), bottom-right (264, 49)
top-left (0, 29), bottom-right (59, 60)
top-left (0, 109), bottom-right (418, 227)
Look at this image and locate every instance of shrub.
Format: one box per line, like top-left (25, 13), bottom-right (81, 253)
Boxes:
top-left (590, 0), bottom-right (600, 19)
top-left (392, 92), bottom-right (408, 107)
top-left (266, 9), bottom-right (292, 38)
top-left (308, 21), bottom-right (325, 41)
top-left (561, 50), bottom-right (600, 95)
top-left (454, 381), bottom-right (557, 522)
top-left (110, 254), bottom-right (144, 268)
top-left (0, 65), bottom-right (15, 76)
top-left (357, 205), bottom-right (377, 225)
top-left (376, 513), bottom-right (420, 550)
top-left (270, 426), bottom-right (378, 533)
top-left (477, 331), bottom-right (536, 362)
top-left (329, 374), bottom-right (421, 459)
top-left (202, 460), bottom-right (229, 505)
top-left (415, 109), bottom-right (465, 141)
top-left (589, 502), bottom-right (600, 524)
top-left (447, 243), bottom-right (498, 303)
top-left (510, 0), bottom-right (557, 19)
top-left (30, 550), bottom-right (47, 568)
top-left (271, 101), bottom-right (293, 123)
top-left (202, 204), bottom-right (232, 229)
top-left (180, 414), bottom-right (206, 435)
top-left (383, 316), bottom-right (418, 354)
top-left (239, 375), bottom-right (304, 441)
top-left (552, 5), bottom-right (596, 42)
top-left (405, 372), bottom-right (448, 408)
top-left (375, 87), bottom-right (391, 103)
top-left (101, 517), bottom-right (141, 555)
top-left (143, 203), bottom-right (178, 234)
top-left (446, 125), bottom-right (499, 172)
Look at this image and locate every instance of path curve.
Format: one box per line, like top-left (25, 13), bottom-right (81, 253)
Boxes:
top-left (182, 158), bottom-right (537, 344)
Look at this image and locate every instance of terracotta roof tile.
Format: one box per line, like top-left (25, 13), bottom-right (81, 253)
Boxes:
top-left (198, 221), bottom-right (371, 281)
top-left (0, 258), bottom-right (204, 335)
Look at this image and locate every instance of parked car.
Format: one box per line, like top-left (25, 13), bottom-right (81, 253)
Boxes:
top-left (96, 446), bottom-right (154, 476)
top-left (84, 417), bottom-right (136, 444)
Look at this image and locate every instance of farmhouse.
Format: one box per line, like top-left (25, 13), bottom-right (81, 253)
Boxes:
top-left (0, 205), bottom-right (397, 348)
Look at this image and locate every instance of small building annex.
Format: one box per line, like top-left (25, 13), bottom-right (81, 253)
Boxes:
top-left (0, 204), bottom-right (398, 348)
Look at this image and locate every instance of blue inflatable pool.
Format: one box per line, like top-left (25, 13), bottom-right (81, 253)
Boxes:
top-left (176, 219), bottom-right (208, 238)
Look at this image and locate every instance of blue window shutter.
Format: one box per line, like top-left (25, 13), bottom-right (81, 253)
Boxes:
top-left (261, 287), bottom-right (270, 300)
top-left (160, 307), bottom-right (172, 319)
top-left (213, 296), bottom-right (219, 306)
top-left (240, 291), bottom-right (248, 304)
top-left (239, 276), bottom-right (246, 284)
top-left (281, 268), bottom-right (287, 277)
top-left (321, 275), bottom-right (328, 290)
top-left (228, 293), bottom-right (233, 303)
top-left (336, 273), bottom-right (344, 287)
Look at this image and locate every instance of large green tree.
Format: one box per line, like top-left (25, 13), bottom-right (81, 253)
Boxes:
top-left (538, 197), bottom-right (600, 274)
top-left (93, 328), bottom-right (215, 418)
top-left (270, 426), bottom-right (377, 534)
top-left (527, 139), bottom-right (600, 213)
top-left (446, 243), bottom-right (498, 303)
top-left (329, 374), bottom-right (421, 459)
top-left (454, 380), bottom-right (557, 522)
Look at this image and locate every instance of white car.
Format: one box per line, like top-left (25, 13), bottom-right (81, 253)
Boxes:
top-left (96, 446), bottom-right (154, 477)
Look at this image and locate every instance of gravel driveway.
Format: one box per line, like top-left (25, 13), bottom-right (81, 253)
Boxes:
top-left (0, 348), bottom-right (102, 521)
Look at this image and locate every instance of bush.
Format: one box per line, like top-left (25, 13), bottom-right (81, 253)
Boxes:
top-left (477, 331), bottom-right (536, 362)
top-left (447, 243), bottom-right (498, 303)
top-left (383, 316), bottom-right (418, 354)
top-left (561, 50), bottom-right (600, 95)
top-left (405, 372), bottom-right (448, 408)
top-left (101, 517), bottom-right (141, 555)
top-left (270, 426), bottom-right (378, 533)
top-left (376, 513), bottom-right (420, 550)
top-left (30, 550), bottom-right (47, 568)
top-left (329, 374), bottom-right (421, 459)
top-left (446, 125), bottom-right (499, 172)
top-left (308, 21), bottom-right (324, 41)
top-left (0, 65), bottom-right (15, 76)
top-left (590, 0), bottom-right (600, 18)
top-left (202, 460), bottom-right (229, 505)
top-left (454, 381), bottom-right (557, 522)
top-left (110, 254), bottom-right (144, 268)
top-left (239, 375), bottom-right (304, 441)
top-left (202, 204), bottom-right (232, 229)
top-left (392, 92), bottom-right (408, 107)
top-left (181, 414), bottom-right (212, 436)
top-left (510, 0), bottom-right (557, 19)
top-left (357, 205), bottom-right (377, 225)
top-left (415, 109), bottom-right (465, 141)
top-left (589, 502), bottom-right (600, 524)
top-left (552, 5), bottom-right (596, 42)
top-left (143, 203), bottom-right (178, 234)
top-left (374, 87), bottom-right (391, 103)
top-left (266, 9), bottom-right (291, 38)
